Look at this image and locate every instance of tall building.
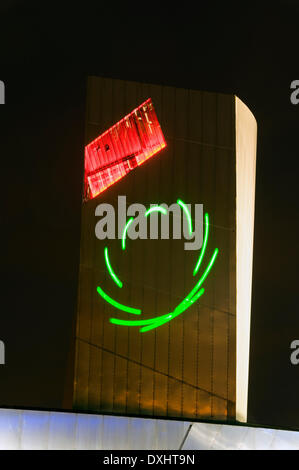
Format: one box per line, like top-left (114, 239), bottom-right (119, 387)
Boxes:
top-left (73, 76), bottom-right (257, 424)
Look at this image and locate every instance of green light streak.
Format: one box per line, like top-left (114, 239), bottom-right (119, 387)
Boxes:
top-left (104, 247), bottom-right (123, 288)
top-left (139, 288), bottom-right (205, 332)
top-left (110, 312), bottom-right (171, 327)
top-left (139, 317), bottom-right (174, 333)
top-left (122, 217), bottom-right (134, 251)
top-left (193, 213), bottom-right (209, 276)
top-left (168, 287), bottom-right (205, 321)
top-left (177, 199), bottom-right (193, 235)
top-left (189, 287), bottom-right (205, 304)
top-left (181, 248), bottom-right (218, 307)
top-left (108, 249), bottom-right (218, 331)
top-left (145, 206), bottom-right (167, 217)
top-left (97, 286), bottom-right (141, 315)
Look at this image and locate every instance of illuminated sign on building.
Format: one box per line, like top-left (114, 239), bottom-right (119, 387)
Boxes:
top-left (84, 98), bottom-right (166, 200)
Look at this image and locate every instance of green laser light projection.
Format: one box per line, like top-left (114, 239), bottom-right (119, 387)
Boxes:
top-left (193, 212), bottom-right (209, 276)
top-left (145, 206), bottom-right (168, 217)
top-left (122, 217), bottom-right (134, 251)
top-left (96, 286), bottom-right (141, 315)
top-left (97, 200), bottom-right (219, 332)
top-left (104, 247), bottom-right (123, 288)
top-left (177, 199), bottom-right (193, 235)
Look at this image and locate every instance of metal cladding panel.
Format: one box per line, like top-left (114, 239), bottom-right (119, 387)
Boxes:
top-left (74, 76), bottom-right (236, 422)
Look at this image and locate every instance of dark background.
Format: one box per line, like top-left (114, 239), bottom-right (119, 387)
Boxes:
top-left (0, 1), bottom-right (299, 429)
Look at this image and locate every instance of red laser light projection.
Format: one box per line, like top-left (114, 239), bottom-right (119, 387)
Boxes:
top-left (84, 98), bottom-right (166, 200)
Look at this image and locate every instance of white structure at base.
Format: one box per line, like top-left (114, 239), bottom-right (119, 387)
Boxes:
top-left (0, 409), bottom-right (298, 450)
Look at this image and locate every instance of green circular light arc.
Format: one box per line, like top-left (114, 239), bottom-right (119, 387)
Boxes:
top-left (177, 199), bottom-right (193, 235)
top-left (145, 205), bottom-right (167, 217)
top-left (193, 213), bottom-right (209, 276)
top-left (104, 247), bottom-right (123, 288)
top-left (97, 200), bottom-right (219, 332)
top-left (96, 286), bottom-right (141, 315)
top-left (122, 217), bottom-right (134, 251)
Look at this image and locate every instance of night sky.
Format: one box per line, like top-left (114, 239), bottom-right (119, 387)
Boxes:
top-left (1, 1), bottom-right (299, 429)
